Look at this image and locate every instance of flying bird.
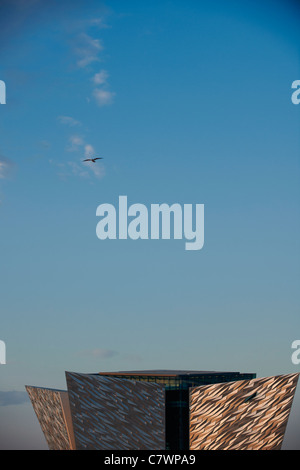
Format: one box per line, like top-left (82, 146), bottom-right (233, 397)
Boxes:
top-left (83, 157), bottom-right (103, 162)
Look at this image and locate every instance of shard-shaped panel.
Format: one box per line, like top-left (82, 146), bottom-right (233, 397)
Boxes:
top-left (26, 386), bottom-right (75, 450)
top-left (66, 372), bottom-right (165, 450)
top-left (189, 373), bottom-right (299, 450)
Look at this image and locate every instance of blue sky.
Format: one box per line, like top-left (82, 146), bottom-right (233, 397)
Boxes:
top-left (0, 0), bottom-right (300, 449)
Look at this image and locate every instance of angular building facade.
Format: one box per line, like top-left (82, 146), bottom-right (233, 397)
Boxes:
top-left (189, 373), bottom-right (299, 450)
top-left (26, 370), bottom-right (299, 451)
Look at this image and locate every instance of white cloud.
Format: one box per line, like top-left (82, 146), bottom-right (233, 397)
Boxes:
top-left (67, 161), bottom-right (89, 179)
top-left (70, 16), bottom-right (110, 32)
top-left (83, 159), bottom-right (105, 179)
top-left (89, 18), bottom-right (110, 29)
top-left (50, 159), bottom-right (90, 180)
top-left (0, 160), bottom-right (8, 179)
top-left (84, 143), bottom-right (95, 158)
top-left (91, 72), bottom-right (116, 107)
top-left (74, 32), bottom-right (103, 68)
top-left (93, 88), bottom-right (115, 106)
top-left (67, 134), bottom-right (84, 151)
top-left (57, 115), bottom-right (81, 127)
top-left (55, 136), bottom-right (104, 180)
top-left (81, 348), bottom-right (119, 359)
top-left (69, 22), bottom-right (116, 106)
top-left (92, 69), bottom-right (109, 85)
top-left (0, 156), bottom-right (15, 179)
top-left (40, 140), bottom-right (51, 148)
top-left (82, 144), bottom-right (104, 178)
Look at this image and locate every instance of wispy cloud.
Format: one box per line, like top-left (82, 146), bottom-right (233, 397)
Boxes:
top-left (40, 140), bottom-right (51, 149)
top-left (54, 13), bottom-right (114, 177)
top-left (67, 161), bottom-right (90, 178)
top-left (88, 17), bottom-right (110, 29)
top-left (57, 115), bottom-right (81, 127)
top-left (77, 348), bottom-right (143, 363)
top-left (83, 144), bottom-right (105, 178)
top-left (84, 144), bottom-right (95, 157)
top-left (92, 69), bottom-right (109, 85)
top-left (73, 32), bottom-right (103, 68)
top-left (0, 155), bottom-right (15, 179)
top-left (67, 134), bottom-right (84, 152)
top-left (91, 69), bottom-right (115, 108)
top-left (51, 133), bottom-right (104, 180)
top-left (68, 13), bottom-right (116, 106)
top-left (0, 390), bottom-right (29, 407)
top-left (81, 348), bottom-right (119, 359)
top-left (0, 155), bottom-right (16, 204)
top-left (93, 88), bottom-right (115, 107)
top-left (49, 159), bottom-right (89, 180)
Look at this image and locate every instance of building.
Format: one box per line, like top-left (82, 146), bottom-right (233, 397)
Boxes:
top-left (97, 370), bottom-right (256, 450)
top-left (26, 370), bottom-right (299, 450)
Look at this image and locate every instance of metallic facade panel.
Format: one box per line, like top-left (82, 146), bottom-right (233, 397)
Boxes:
top-left (25, 386), bottom-right (75, 450)
top-left (65, 372), bottom-right (165, 450)
top-left (189, 373), bottom-right (299, 450)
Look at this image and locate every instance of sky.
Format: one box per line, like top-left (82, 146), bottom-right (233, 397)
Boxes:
top-left (0, 0), bottom-right (300, 450)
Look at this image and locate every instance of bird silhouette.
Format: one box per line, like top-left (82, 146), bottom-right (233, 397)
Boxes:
top-left (83, 157), bottom-right (103, 163)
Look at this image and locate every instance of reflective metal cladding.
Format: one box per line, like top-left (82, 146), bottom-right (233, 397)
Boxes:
top-left (25, 386), bottom-right (75, 450)
top-left (26, 370), bottom-right (299, 450)
top-left (66, 372), bottom-right (165, 450)
top-left (189, 373), bottom-right (299, 450)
